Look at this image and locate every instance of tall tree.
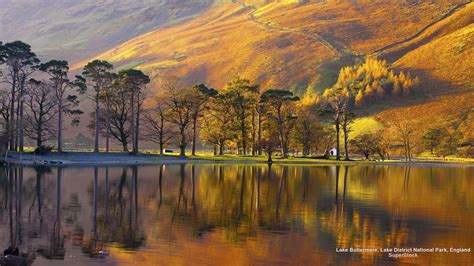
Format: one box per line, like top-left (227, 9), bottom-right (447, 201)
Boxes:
top-left (102, 72), bottom-right (118, 152)
top-left (117, 69), bottom-right (150, 153)
top-left (189, 83), bottom-right (217, 156)
top-left (24, 79), bottom-right (58, 147)
top-left (221, 77), bottom-right (259, 155)
top-left (1, 41), bottom-right (39, 151)
top-left (200, 92), bottom-right (235, 155)
top-left (39, 60), bottom-right (85, 153)
top-left (292, 105), bottom-right (323, 156)
top-left (422, 128), bottom-right (443, 155)
top-left (323, 87), bottom-right (350, 160)
top-left (160, 76), bottom-right (193, 157)
top-left (95, 82), bottom-right (131, 152)
top-left (143, 99), bottom-right (172, 155)
top-left (388, 109), bottom-right (417, 161)
top-left (260, 89), bottom-right (299, 158)
top-left (82, 59), bottom-right (113, 152)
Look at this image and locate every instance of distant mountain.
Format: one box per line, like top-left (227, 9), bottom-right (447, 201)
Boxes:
top-left (0, 0), bottom-right (213, 62)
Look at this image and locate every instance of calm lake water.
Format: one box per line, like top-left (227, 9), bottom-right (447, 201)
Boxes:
top-left (0, 164), bottom-right (472, 265)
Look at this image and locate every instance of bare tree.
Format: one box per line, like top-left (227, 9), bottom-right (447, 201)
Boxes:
top-left (24, 79), bottom-right (58, 147)
top-left (142, 101), bottom-right (172, 154)
top-left (160, 76), bottom-right (193, 157)
top-left (389, 110), bottom-right (417, 161)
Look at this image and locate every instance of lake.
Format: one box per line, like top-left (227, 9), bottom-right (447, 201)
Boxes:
top-left (0, 164), bottom-right (472, 265)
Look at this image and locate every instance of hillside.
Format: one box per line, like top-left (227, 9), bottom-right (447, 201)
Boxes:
top-left (389, 2), bottom-right (474, 92)
top-left (0, 0), bottom-right (213, 62)
top-left (85, 0), bottom-right (471, 94)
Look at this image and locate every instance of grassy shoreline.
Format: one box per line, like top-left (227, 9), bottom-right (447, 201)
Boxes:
top-left (2, 151), bottom-right (473, 166)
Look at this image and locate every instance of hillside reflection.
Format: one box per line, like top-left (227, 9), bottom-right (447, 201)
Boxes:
top-left (0, 164), bottom-right (472, 265)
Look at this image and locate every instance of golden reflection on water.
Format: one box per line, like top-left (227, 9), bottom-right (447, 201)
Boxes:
top-left (0, 164), bottom-right (472, 265)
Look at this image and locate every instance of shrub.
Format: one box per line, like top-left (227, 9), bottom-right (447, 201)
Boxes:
top-left (34, 145), bottom-right (54, 155)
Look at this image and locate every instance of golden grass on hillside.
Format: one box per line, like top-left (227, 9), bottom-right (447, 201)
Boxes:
top-left (375, 91), bottom-right (474, 142)
top-left (83, 3), bottom-right (332, 90)
top-left (395, 24), bottom-right (474, 91)
top-left (252, 0), bottom-right (468, 53)
top-left (75, 0), bottom-right (470, 94)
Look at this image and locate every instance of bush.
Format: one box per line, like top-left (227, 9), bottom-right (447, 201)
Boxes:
top-left (34, 145), bottom-right (54, 155)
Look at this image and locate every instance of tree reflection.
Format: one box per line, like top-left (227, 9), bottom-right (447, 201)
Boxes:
top-left (0, 164), bottom-right (472, 265)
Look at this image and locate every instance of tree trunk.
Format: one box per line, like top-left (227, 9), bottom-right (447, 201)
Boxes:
top-left (130, 91), bottom-right (136, 153)
top-left (122, 141), bottom-right (128, 152)
top-left (159, 112), bottom-right (164, 155)
top-left (343, 118), bottom-right (349, 160)
top-left (94, 89), bottom-right (100, 152)
top-left (213, 145), bottom-right (217, 156)
top-left (335, 118), bottom-right (340, 160)
top-left (219, 143), bottom-right (224, 155)
top-left (36, 126), bottom-right (43, 147)
top-left (257, 111), bottom-right (262, 155)
top-left (192, 113), bottom-right (197, 156)
top-left (57, 103), bottom-right (63, 153)
top-left (134, 99), bottom-right (140, 153)
top-left (105, 95), bottom-right (111, 152)
top-left (9, 72), bottom-right (16, 151)
top-left (277, 108), bottom-right (287, 158)
top-left (179, 129), bottom-right (186, 157)
top-left (251, 109), bottom-right (256, 156)
top-left (241, 111), bottom-right (246, 155)
top-left (19, 77), bottom-right (25, 152)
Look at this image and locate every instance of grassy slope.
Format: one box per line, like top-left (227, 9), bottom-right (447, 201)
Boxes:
top-left (382, 2), bottom-right (474, 92)
top-left (85, 0), bottom-right (468, 91)
top-left (72, 0), bottom-right (472, 147)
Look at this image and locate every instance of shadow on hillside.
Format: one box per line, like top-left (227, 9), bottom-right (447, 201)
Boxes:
top-left (352, 68), bottom-right (471, 117)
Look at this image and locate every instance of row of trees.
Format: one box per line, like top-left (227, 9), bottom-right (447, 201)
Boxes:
top-left (1, 40), bottom-right (471, 159)
top-left (0, 41), bottom-right (85, 152)
top-left (0, 41), bottom-right (151, 153)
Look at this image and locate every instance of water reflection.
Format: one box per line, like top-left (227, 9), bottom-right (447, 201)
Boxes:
top-left (0, 164), bottom-right (472, 265)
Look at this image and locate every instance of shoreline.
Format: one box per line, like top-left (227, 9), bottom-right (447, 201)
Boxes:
top-left (2, 152), bottom-right (473, 167)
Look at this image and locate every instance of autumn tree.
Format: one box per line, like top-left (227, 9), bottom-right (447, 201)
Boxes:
top-left (143, 97), bottom-right (172, 154)
top-left (39, 60), bottom-right (86, 153)
top-left (323, 87), bottom-right (350, 160)
top-left (260, 89), bottom-right (299, 158)
top-left (221, 77), bottom-right (259, 155)
top-left (200, 92), bottom-right (235, 155)
top-left (292, 105), bottom-right (323, 156)
top-left (372, 128), bottom-right (393, 160)
top-left (421, 128), bottom-right (443, 155)
top-left (160, 76), bottom-right (193, 157)
top-left (350, 134), bottom-right (377, 159)
top-left (388, 110), bottom-right (418, 161)
top-left (189, 83), bottom-right (217, 155)
top-left (82, 59), bottom-right (113, 152)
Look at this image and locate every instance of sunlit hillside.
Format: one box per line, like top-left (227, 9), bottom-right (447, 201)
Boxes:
top-left (85, 0), bottom-right (471, 94)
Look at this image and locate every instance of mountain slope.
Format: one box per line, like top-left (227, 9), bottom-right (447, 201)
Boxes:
top-left (86, 0), bottom-right (471, 92)
top-left (0, 0), bottom-right (213, 62)
top-left (389, 2), bottom-right (474, 91)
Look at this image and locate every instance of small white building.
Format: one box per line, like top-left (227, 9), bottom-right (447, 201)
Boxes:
top-left (329, 148), bottom-right (337, 156)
